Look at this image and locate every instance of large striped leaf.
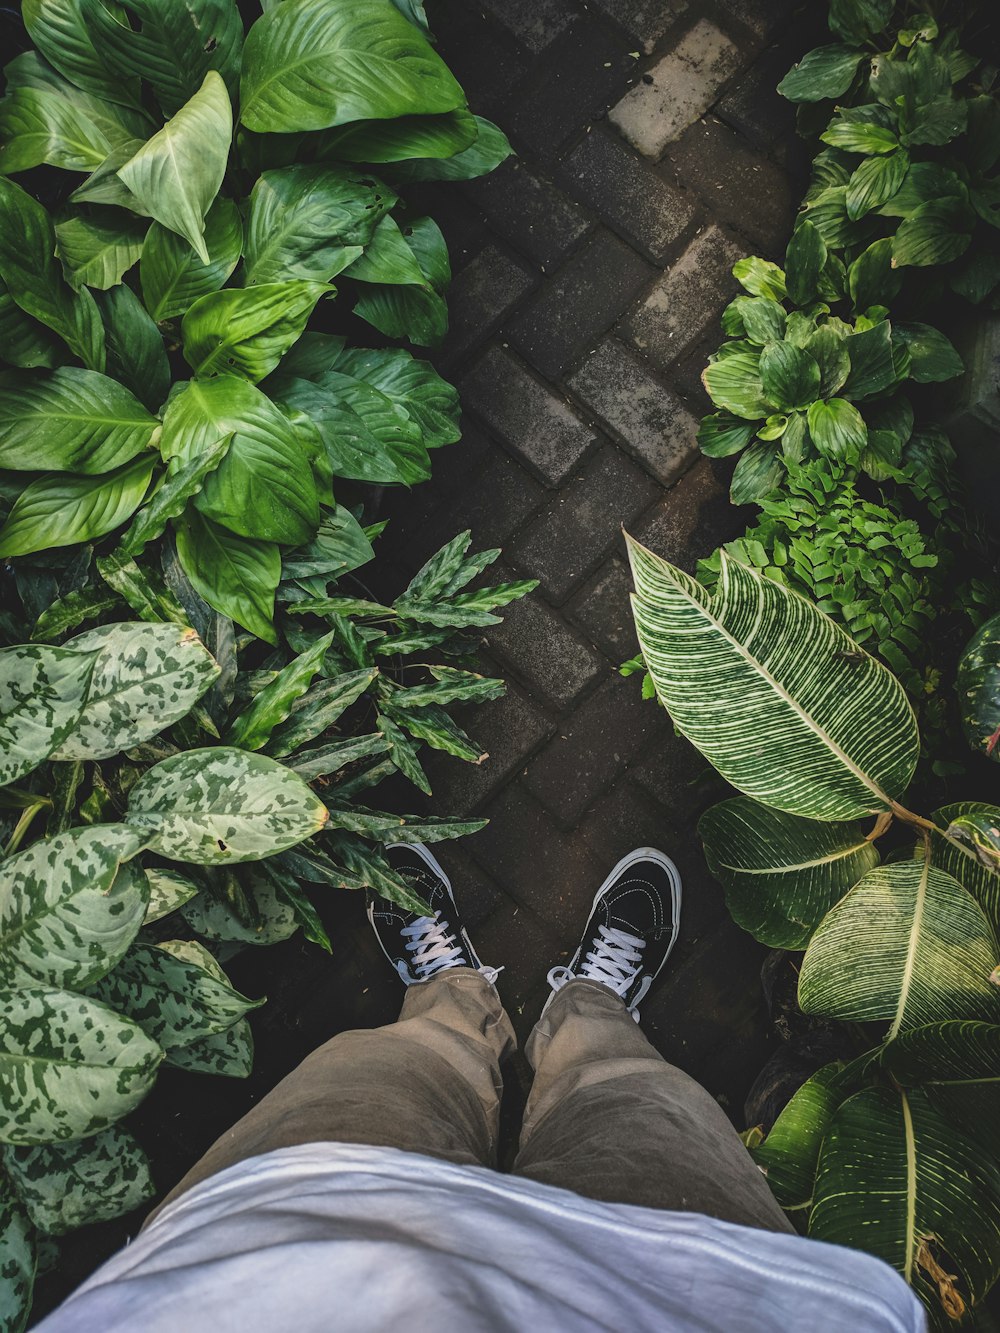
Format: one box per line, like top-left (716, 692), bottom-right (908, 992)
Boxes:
top-left (0, 988), bottom-right (162, 1144)
top-left (926, 803), bottom-right (1000, 932)
top-left (811, 1086), bottom-right (1000, 1319)
top-left (752, 1061), bottom-right (850, 1209)
top-left (799, 861), bottom-right (1000, 1035)
top-left (699, 796), bottom-right (879, 949)
top-left (626, 538), bottom-right (919, 820)
top-left (880, 1021), bottom-right (1000, 1151)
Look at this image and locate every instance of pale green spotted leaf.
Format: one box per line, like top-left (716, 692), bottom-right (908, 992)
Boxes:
top-left (3, 1125), bottom-right (154, 1236)
top-left (698, 797), bottom-right (879, 949)
top-left (182, 871), bottom-right (297, 946)
top-left (140, 198), bottom-right (244, 323)
top-left (181, 281), bottom-right (329, 382)
top-left (52, 622), bottom-right (220, 761)
top-left (142, 867), bottom-right (199, 924)
top-left (0, 987), bottom-right (162, 1144)
top-left (126, 746), bottom-right (328, 862)
top-left (165, 1015), bottom-right (253, 1077)
top-left (0, 826), bottom-right (148, 990)
top-left (87, 939), bottom-right (261, 1049)
top-left (626, 539), bottom-right (919, 820)
top-left (0, 1176), bottom-right (34, 1333)
top-left (0, 645), bottom-right (95, 786)
top-left (799, 861), bottom-right (1000, 1036)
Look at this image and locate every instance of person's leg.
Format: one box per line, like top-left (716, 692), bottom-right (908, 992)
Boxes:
top-left (512, 848), bottom-right (793, 1233)
top-left (148, 844), bottom-right (514, 1224)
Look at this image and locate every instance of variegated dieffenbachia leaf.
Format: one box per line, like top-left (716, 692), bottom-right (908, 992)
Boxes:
top-left (0, 826), bottom-right (149, 989)
top-left (86, 939), bottom-right (262, 1050)
top-left (0, 988), bottom-right (163, 1144)
top-left (3, 1125), bottom-right (154, 1235)
top-left (0, 1174), bottom-right (34, 1333)
top-left (126, 746), bottom-right (328, 862)
top-left (165, 1015), bottom-right (253, 1078)
top-left (142, 866), bottom-right (200, 925)
top-left (181, 870), bottom-right (297, 946)
top-left (0, 644), bottom-right (96, 785)
top-left (51, 622), bottom-right (220, 761)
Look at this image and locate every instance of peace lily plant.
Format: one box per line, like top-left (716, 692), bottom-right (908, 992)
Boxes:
top-left (626, 533), bottom-right (1000, 1327)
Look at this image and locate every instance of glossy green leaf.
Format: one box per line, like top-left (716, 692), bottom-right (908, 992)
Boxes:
top-left (0, 276), bottom-right (66, 371)
top-left (701, 351), bottom-right (769, 419)
top-left (182, 280), bottom-right (329, 382)
top-left (22, 0), bottom-right (139, 107)
top-left (281, 507), bottom-right (375, 579)
top-left (0, 454), bottom-right (155, 558)
top-left (881, 1020), bottom-right (1000, 1149)
top-left (182, 870), bottom-right (297, 946)
top-left (777, 44), bottom-right (863, 102)
top-left (265, 667), bottom-right (377, 757)
top-left (892, 323), bottom-right (963, 383)
top-left (847, 237), bottom-right (900, 312)
top-left (118, 435), bottom-right (231, 558)
top-left (696, 413), bottom-right (756, 458)
top-left (317, 108), bottom-right (476, 163)
top-left (846, 150), bottom-right (909, 221)
top-left (732, 257), bottom-right (786, 300)
top-left (821, 117), bottom-right (898, 156)
top-left (388, 116), bottom-right (512, 181)
top-left (752, 1061), bottom-right (851, 1208)
top-left (117, 72), bottom-right (233, 265)
top-left (0, 987), bottom-right (162, 1144)
top-left (893, 199), bottom-right (972, 267)
top-left (784, 220), bottom-right (826, 306)
top-left (227, 633), bottom-right (334, 751)
top-left (0, 86), bottom-right (111, 174)
top-left (352, 216), bottom-right (449, 346)
top-left (760, 342), bottom-right (821, 412)
top-left (842, 323), bottom-right (896, 400)
top-left (141, 198), bottom-right (244, 323)
top-left (126, 745), bottom-right (328, 862)
top-left (54, 210), bottom-right (147, 292)
top-left (95, 283), bottom-right (170, 413)
top-left (729, 441), bottom-right (784, 504)
top-left (806, 398), bottom-right (867, 459)
top-left (174, 509), bottom-right (281, 644)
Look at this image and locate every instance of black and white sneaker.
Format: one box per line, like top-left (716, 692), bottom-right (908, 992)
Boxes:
top-left (545, 847), bottom-right (681, 1021)
top-left (367, 843), bottom-right (501, 986)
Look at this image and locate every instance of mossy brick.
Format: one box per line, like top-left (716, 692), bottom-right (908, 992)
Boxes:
top-left (478, 0), bottom-right (576, 53)
top-left (664, 117), bottom-right (796, 255)
top-left (460, 345), bottom-right (598, 485)
top-left (521, 671), bottom-right (654, 824)
top-left (505, 228), bottom-right (656, 381)
top-left (559, 126), bottom-right (697, 264)
top-left (609, 19), bottom-right (742, 158)
top-left (588, 0), bottom-right (689, 54)
top-left (486, 584), bottom-right (607, 712)
top-left (626, 223), bottom-right (744, 369)
top-left (565, 555), bottom-right (640, 662)
top-left (441, 244), bottom-right (538, 366)
top-left (510, 445), bottom-right (659, 603)
top-left (463, 159), bottom-right (592, 270)
top-left (568, 338), bottom-right (700, 485)
top-left (632, 456), bottom-right (743, 572)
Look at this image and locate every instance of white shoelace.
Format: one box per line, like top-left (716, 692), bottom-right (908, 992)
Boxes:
top-left (400, 912), bottom-right (501, 985)
top-left (547, 925), bottom-right (646, 1018)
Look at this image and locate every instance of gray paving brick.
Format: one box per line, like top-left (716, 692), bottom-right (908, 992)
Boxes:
top-left (576, 775), bottom-right (681, 874)
top-left (609, 19), bottom-right (742, 158)
top-left (505, 228), bottom-right (656, 381)
top-left (486, 587), bottom-right (607, 712)
top-left (460, 345), bottom-right (598, 486)
top-left (559, 126), bottom-right (697, 264)
top-left (566, 555), bottom-right (640, 661)
top-left (510, 446), bottom-right (659, 603)
top-left (472, 897), bottom-right (567, 1022)
top-left (568, 338), bottom-right (700, 485)
top-left (479, 0), bottom-right (576, 52)
top-left (589, 0), bottom-right (688, 53)
top-left (430, 842), bottom-right (505, 930)
top-left (434, 14), bottom-right (529, 119)
top-left (441, 244), bottom-right (538, 364)
top-left (664, 116), bottom-right (795, 254)
top-left (632, 455), bottom-right (741, 573)
top-left (626, 223), bottom-right (744, 369)
top-left (713, 0), bottom-right (798, 41)
top-left (629, 725), bottom-right (731, 828)
top-left (464, 159), bottom-right (592, 271)
top-left (522, 672), bottom-right (653, 824)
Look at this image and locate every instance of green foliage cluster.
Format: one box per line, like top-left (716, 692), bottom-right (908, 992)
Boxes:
top-left (628, 534), bottom-right (1000, 1327)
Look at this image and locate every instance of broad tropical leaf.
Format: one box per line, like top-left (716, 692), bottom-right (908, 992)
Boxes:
top-left (173, 509), bottom-right (281, 644)
top-left (117, 435), bottom-right (231, 558)
top-left (54, 210), bottom-right (147, 292)
top-left (880, 1020), bottom-right (1000, 1150)
top-left (165, 1015), bottom-right (253, 1076)
top-left (626, 539), bottom-right (919, 820)
top-left (699, 797), bottom-right (879, 949)
top-left (752, 1060), bottom-right (854, 1208)
top-left (0, 1177), bottom-right (34, 1333)
top-left (226, 633), bottom-right (333, 751)
top-left (388, 116), bottom-right (512, 182)
top-left (0, 454), bottom-right (156, 558)
top-left (140, 198), bottom-right (243, 322)
top-left (0, 988), bottom-right (162, 1144)
top-left (0, 87), bottom-right (112, 174)
top-left (927, 803), bottom-right (1000, 930)
top-left (0, 644), bottom-right (95, 786)
top-left (126, 746), bottom-right (328, 862)
top-left (265, 666), bottom-right (377, 757)
top-left (330, 347), bottom-right (459, 447)
top-left (181, 280), bottom-right (329, 382)
top-left (182, 871), bottom-right (297, 946)
top-left (799, 861), bottom-right (1000, 1034)
top-left (95, 282), bottom-right (170, 412)
top-left (21, 0), bottom-right (139, 107)
top-left (0, 826), bottom-right (148, 989)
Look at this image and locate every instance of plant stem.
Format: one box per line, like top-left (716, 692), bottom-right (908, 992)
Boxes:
top-left (3, 800), bottom-right (48, 858)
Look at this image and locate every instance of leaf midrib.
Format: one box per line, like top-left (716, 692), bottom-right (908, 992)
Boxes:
top-left (889, 857), bottom-right (928, 1041)
top-left (716, 842), bottom-right (870, 875)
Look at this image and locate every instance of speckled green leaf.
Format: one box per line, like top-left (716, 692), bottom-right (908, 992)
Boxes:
top-left (225, 632), bottom-right (333, 751)
top-left (126, 746), bottom-right (329, 862)
top-left (3, 1126), bottom-right (154, 1236)
top-left (0, 1176), bottom-right (34, 1333)
top-left (142, 867), bottom-right (199, 924)
top-left (0, 645), bottom-right (96, 787)
top-left (0, 988), bottom-right (163, 1145)
top-left (87, 939), bottom-right (262, 1050)
top-left (182, 870), bottom-right (297, 946)
top-left (51, 622), bottom-right (220, 761)
top-left (958, 613), bottom-right (1000, 764)
top-left (0, 826), bottom-right (148, 990)
top-left (165, 1015), bottom-right (252, 1077)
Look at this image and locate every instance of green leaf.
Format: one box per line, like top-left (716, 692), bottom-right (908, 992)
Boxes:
top-left (845, 149), bottom-right (908, 221)
top-left (3, 1126), bottom-right (154, 1235)
top-left (0, 987), bottom-right (162, 1144)
top-left (240, 0), bottom-right (466, 133)
top-left (0, 1178), bottom-right (34, 1333)
top-left (760, 342), bottom-right (820, 412)
top-left (842, 323), bottom-right (896, 400)
top-left (54, 209), bottom-right (147, 292)
top-left (226, 633), bottom-right (334, 751)
top-left (95, 283), bottom-right (170, 413)
top-left (701, 351), bottom-right (769, 419)
top-left (0, 179), bottom-right (105, 371)
top-left (259, 862), bottom-right (330, 952)
top-left (0, 454), bottom-right (155, 558)
top-left (182, 281), bottom-right (329, 382)
top-left (52, 622), bottom-right (219, 760)
top-left (165, 1015), bottom-right (253, 1077)
top-left (729, 442), bottom-right (784, 504)
top-left (806, 397), bottom-right (867, 459)
top-left (0, 367), bottom-right (157, 474)
top-left (118, 435), bottom-right (231, 558)
top-left (876, 161), bottom-right (965, 220)
top-left (828, 0), bottom-right (892, 43)
top-left (626, 540), bottom-right (919, 820)
top-left (88, 939), bottom-right (262, 1048)
top-left (351, 216), bottom-right (450, 347)
top-left (799, 861), bottom-right (1000, 1034)
top-left (893, 199), bottom-right (972, 267)
top-left (387, 116), bottom-right (512, 181)
top-left (0, 827), bottom-right (148, 989)
top-left (820, 117), bottom-right (898, 156)
top-left (732, 257), bottom-right (786, 300)
top-left (245, 165), bottom-right (395, 286)
top-left (317, 108), bottom-right (477, 163)
top-left (3, 49), bottom-right (149, 145)
top-left (847, 237), bottom-right (900, 312)
top-left (265, 667), bottom-right (377, 757)
top-left (285, 731), bottom-right (388, 781)
top-left (0, 645), bottom-right (95, 786)
top-left (161, 376), bottom-right (319, 545)
top-left (777, 44), bottom-right (863, 103)
top-left (751, 1061), bottom-right (852, 1208)
top-left (117, 72), bottom-right (233, 265)
top-left (31, 587), bottom-right (121, 643)
top-left (140, 197), bottom-right (244, 323)
top-left (0, 276), bottom-right (66, 371)
top-left (958, 618), bottom-right (1000, 769)
top-left (22, 0), bottom-right (139, 107)
top-left (95, 549), bottom-right (190, 627)
top-left (699, 796), bottom-right (879, 950)
top-left (182, 869), bottom-right (297, 946)
top-left (281, 507), bottom-right (375, 579)
top-left (330, 347), bottom-right (460, 448)
top-left (696, 413), bottom-right (756, 458)
top-left (0, 86), bottom-right (112, 174)
top-left (126, 745), bottom-right (329, 863)
top-left (892, 323), bottom-right (963, 383)
top-left (804, 326), bottom-right (850, 398)
top-left (811, 1086), bottom-right (1000, 1315)
top-left (174, 509), bottom-right (280, 645)
top-left (143, 866), bottom-right (199, 924)
top-left (784, 220), bottom-right (827, 306)
top-left (880, 1020), bottom-right (1000, 1149)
